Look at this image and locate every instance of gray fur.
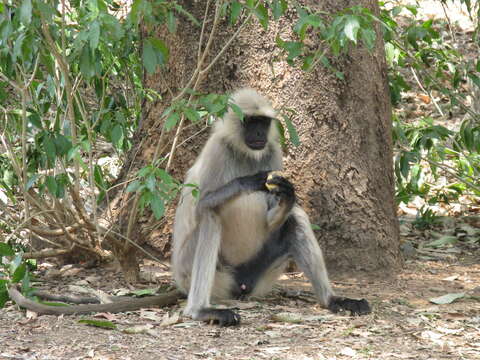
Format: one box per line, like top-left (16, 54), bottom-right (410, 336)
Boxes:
top-left (172, 88), bottom-right (335, 321)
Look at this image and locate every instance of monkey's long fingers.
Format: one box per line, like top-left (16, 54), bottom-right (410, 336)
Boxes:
top-left (328, 296), bottom-right (371, 316)
top-left (195, 308), bottom-right (241, 326)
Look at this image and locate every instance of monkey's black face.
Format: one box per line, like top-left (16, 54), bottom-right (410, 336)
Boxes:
top-left (243, 116), bottom-right (272, 150)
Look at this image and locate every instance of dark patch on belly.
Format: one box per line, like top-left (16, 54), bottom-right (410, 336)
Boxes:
top-left (231, 216), bottom-right (297, 299)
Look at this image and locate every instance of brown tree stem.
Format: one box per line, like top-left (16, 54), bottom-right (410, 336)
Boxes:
top-left (8, 286), bottom-right (183, 315)
top-left (22, 248), bottom-right (72, 259)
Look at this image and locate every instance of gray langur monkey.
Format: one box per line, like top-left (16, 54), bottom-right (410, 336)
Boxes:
top-left (172, 88), bottom-right (371, 326)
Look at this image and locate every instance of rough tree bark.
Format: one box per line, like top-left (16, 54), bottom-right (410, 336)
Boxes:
top-left (114, 0), bottom-right (401, 280)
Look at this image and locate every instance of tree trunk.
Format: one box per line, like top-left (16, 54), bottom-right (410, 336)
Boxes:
top-left (115, 0), bottom-right (401, 278)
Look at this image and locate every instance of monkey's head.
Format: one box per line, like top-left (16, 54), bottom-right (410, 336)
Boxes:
top-left (215, 88), bottom-right (279, 159)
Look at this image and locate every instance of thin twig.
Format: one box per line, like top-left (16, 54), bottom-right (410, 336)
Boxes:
top-left (0, 72), bottom-right (21, 91)
top-left (424, 157), bottom-right (480, 192)
top-left (410, 67), bottom-right (444, 117)
top-left (200, 12), bottom-right (253, 76)
top-left (440, 1), bottom-right (456, 43)
top-left (197, 0), bottom-right (212, 63)
top-left (23, 248), bottom-right (72, 260)
top-left (41, 19), bottom-right (81, 195)
top-left (4, 210), bottom-right (63, 243)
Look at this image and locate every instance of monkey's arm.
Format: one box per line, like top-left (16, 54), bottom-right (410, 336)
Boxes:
top-left (196, 171), bottom-right (269, 213)
top-left (183, 211), bottom-right (240, 326)
top-left (289, 207), bottom-right (371, 315)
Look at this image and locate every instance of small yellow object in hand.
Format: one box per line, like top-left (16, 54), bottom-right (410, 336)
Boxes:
top-left (265, 172), bottom-right (282, 191)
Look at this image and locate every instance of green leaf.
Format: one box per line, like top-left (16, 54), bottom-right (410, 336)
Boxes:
top-left (164, 112), bottom-right (180, 131)
top-left (12, 263), bottom-right (26, 283)
top-left (0, 289), bottom-right (8, 308)
top-left (26, 174), bottom-right (40, 190)
top-left (80, 46), bottom-right (95, 79)
top-left (468, 73), bottom-right (480, 88)
top-left (230, 1), bottom-right (242, 24)
top-left (45, 176), bottom-right (58, 196)
top-left (142, 40), bottom-right (156, 74)
top-left (28, 113), bottom-right (43, 129)
top-left (0, 243), bottom-right (15, 257)
top-left (230, 103), bottom-right (244, 122)
top-left (145, 175), bottom-right (156, 192)
top-left (167, 11), bottom-right (177, 33)
top-left (20, 0), bottom-right (32, 25)
top-left (94, 165), bottom-right (106, 189)
top-left (361, 28), bottom-right (376, 50)
top-left (173, 3), bottom-right (200, 26)
top-left (39, 301), bottom-right (69, 307)
top-left (21, 268), bottom-right (31, 294)
top-left (282, 115), bottom-right (300, 146)
top-left (283, 41), bottom-right (303, 62)
top-left (37, 2), bottom-right (55, 21)
top-left (429, 292), bottom-right (465, 305)
top-left (143, 38), bottom-right (169, 73)
top-left (54, 135), bottom-right (72, 156)
top-left (43, 136), bottom-right (57, 165)
top-left (126, 180), bottom-right (141, 193)
top-left (295, 14), bottom-right (322, 40)
top-left (138, 166), bottom-right (152, 178)
top-left (13, 33), bottom-right (25, 63)
top-left (253, 3), bottom-right (268, 30)
top-left (151, 195), bottom-right (165, 220)
top-left (392, 6), bottom-right (403, 17)
top-left (78, 319), bottom-right (117, 329)
top-left (183, 107), bottom-right (200, 123)
top-left (131, 288), bottom-right (157, 297)
top-left (110, 124), bottom-right (124, 149)
top-left (272, 0), bottom-right (288, 20)
top-left (89, 21), bottom-right (101, 50)
top-left (67, 145), bottom-right (81, 161)
top-left (10, 255), bottom-right (22, 275)
top-left (344, 15), bottom-right (360, 43)
top-left (149, 38), bottom-right (169, 65)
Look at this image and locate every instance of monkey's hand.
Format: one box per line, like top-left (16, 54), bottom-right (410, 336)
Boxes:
top-left (328, 296), bottom-right (371, 316)
top-left (265, 173), bottom-right (295, 199)
top-left (195, 308), bottom-right (241, 326)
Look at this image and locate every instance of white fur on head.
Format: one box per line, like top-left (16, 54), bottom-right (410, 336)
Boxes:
top-left (214, 88), bottom-right (278, 160)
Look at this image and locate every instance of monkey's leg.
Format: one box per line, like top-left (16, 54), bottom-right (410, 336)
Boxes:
top-left (289, 207), bottom-right (371, 315)
top-left (184, 211), bottom-right (240, 326)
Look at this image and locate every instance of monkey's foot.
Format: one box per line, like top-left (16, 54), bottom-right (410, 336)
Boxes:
top-left (195, 308), bottom-right (241, 326)
top-left (328, 297), bottom-right (371, 315)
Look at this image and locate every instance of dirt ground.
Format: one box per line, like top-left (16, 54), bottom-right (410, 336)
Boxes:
top-left (1, 245), bottom-right (479, 360)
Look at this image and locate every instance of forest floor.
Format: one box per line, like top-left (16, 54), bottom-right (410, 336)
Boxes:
top-left (0, 239), bottom-right (479, 360)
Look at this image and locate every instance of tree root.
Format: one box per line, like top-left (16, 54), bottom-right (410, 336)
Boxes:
top-left (8, 285), bottom-right (183, 315)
